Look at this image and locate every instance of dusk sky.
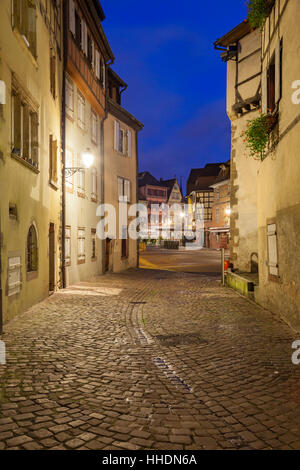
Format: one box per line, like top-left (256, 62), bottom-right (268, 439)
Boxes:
top-left (100, 0), bottom-right (248, 193)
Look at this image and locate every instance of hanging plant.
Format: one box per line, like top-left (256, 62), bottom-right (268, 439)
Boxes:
top-left (247, 0), bottom-right (272, 29)
top-left (242, 113), bottom-right (269, 160)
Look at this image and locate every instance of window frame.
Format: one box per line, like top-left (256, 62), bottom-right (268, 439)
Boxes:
top-left (11, 79), bottom-right (39, 170)
top-left (26, 223), bottom-right (38, 277)
top-left (77, 90), bottom-right (85, 130)
top-left (65, 76), bottom-right (74, 119)
top-left (65, 226), bottom-right (71, 267)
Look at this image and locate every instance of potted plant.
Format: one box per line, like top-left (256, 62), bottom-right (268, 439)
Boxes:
top-left (248, 0), bottom-right (274, 30)
top-left (242, 113), bottom-right (269, 160)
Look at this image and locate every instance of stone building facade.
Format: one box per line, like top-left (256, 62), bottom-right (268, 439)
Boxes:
top-left (103, 68), bottom-right (143, 273)
top-left (215, 20), bottom-right (261, 272)
top-left (0, 0), bottom-right (63, 324)
top-left (63, 0), bottom-right (113, 286)
top-left (216, 0), bottom-right (300, 328)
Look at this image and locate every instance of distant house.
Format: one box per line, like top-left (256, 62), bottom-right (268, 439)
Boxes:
top-left (160, 177), bottom-right (183, 205)
top-left (187, 163), bottom-right (227, 247)
top-left (209, 162), bottom-right (231, 249)
top-left (138, 172), bottom-right (169, 239)
top-left (138, 173), bottom-right (184, 241)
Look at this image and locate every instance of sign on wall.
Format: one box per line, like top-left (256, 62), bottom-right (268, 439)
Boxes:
top-left (0, 81), bottom-right (6, 105)
top-left (8, 256), bottom-right (22, 296)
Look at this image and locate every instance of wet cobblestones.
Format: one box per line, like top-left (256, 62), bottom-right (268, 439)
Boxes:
top-left (1, 269), bottom-right (300, 450)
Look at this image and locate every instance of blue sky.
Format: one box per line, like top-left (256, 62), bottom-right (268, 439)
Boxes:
top-left (100, 0), bottom-right (248, 193)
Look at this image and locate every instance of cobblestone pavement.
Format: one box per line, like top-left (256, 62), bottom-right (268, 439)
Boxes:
top-left (1, 268), bottom-right (300, 450)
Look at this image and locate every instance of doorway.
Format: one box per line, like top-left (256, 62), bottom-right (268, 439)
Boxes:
top-left (49, 223), bottom-right (55, 292)
top-left (105, 238), bottom-right (111, 272)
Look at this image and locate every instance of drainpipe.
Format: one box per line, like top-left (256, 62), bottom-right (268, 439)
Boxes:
top-left (135, 129), bottom-right (142, 268)
top-left (100, 60), bottom-right (113, 273)
top-left (61, 0), bottom-right (68, 288)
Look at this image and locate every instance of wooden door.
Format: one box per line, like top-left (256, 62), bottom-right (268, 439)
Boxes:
top-left (49, 223), bottom-right (55, 292)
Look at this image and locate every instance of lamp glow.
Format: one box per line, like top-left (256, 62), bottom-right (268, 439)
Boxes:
top-left (82, 149), bottom-right (94, 168)
top-left (225, 208), bottom-right (231, 216)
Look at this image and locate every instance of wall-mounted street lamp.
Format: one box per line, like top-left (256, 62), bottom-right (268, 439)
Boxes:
top-left (225, 208), bottom-right (232, 216)
top-left (64, 149), bottom-right (94, 178)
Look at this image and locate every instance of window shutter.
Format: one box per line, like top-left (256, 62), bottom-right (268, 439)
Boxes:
top-left (65, 227), bottom-right (71, 261)
top-left (275, 39), bottom-right (281, 104)
top-left (114, 121), bottom-right (120, 151)
top-left (95, 50), bottom-right (100, 79)
top-left (81, 20), bottom-right (87, 55)
top-left (124, 180), bottom-right (130, 202)
top-left (12, 0), bottom-right (21, 29)
top-left (102, 62), bottom-right (106, 89)
top-left (8, 256), bottom-right (22, 296)
top-left (127, 130), bottom-right (132, 157)
top-left (52, 138), bottom-right (58, 183)
top-left (267, 224), bottom-right (279, 276)
top-left (261, 68), bottom-right (267, 114)
top-left (118, 177), bottom-right (123, 200)
top-left (69, 0), bottom-right (75, 36)
top-left (91, 40), bottom-right (95, 70)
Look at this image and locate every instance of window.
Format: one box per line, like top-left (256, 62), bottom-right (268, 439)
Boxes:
top-left (77, 228), bottom-right (85, 263)
top-left (267, 56), bottom-right (275, 113)
top-left (262, 39), bottom-right (282, 114)
top-left (50, 52), bottom-right (56, 98)
top-left (77, 154), bottom-right (85, 194)
top-left (91, 110), bottom-right (97, 144)
top-left (75, 10), bottom-right (81, 48)
top-left (65, 226), bottom-right (71, 266)
top-left (12, 81), bottom-right (39, 168)
top-left (119, 128), bottom-right (125, 154)
top-left (8, 256), bottom-right (22, 296)
top-left (215, 208), bottom-right (220, 223)
top-left (87, 35), bottom-right (93, 66)
top-left (118, 177), bottom-right (131, 203)
top-left (81, 19), bottom-right (87, 55)
top-left (196, 191), bottom-right (213, 221)
top-left (27, 224), bottom-right (38, 272)
top-left (77, 91), bottom-right (85, 130)
top-left (66, 76), bottom-right (74, 119)
top-left (49, 135), bottom-right (58, 184)
top-left (91, 168), bottom-right (97, 201)
top-left (114, 121), bottom-right (132, 157)
top-left (100, 58), bottom-right (105, 88)
top-left (267, 223), bottom-right (279, 277)
top-left (13, 0), bottom-right (37, 57)
top-left (91, 229), bottom-right (96, 260)
top-left (69, 0), bottom-right (75, 36)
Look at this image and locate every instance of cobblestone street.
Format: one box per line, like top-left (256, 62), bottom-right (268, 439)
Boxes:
top-left (1, 268), bottom-right (300, 450)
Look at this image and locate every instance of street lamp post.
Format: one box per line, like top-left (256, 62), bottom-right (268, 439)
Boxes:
top-left (64, 149), bottom-right (94, 177)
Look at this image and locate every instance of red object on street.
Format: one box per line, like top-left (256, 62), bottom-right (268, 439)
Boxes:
top-left (224, 260), bottom-right (229, 271)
